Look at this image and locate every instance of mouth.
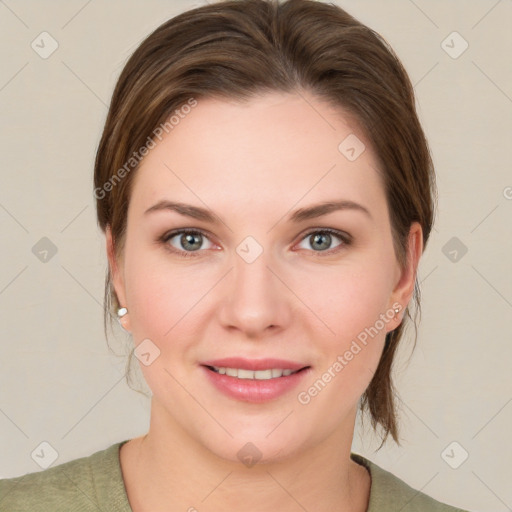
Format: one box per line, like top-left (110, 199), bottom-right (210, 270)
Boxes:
top-left (200, 358), bottom-right (311, 402)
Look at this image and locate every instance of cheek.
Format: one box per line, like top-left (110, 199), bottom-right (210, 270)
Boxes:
top-left (296, 254), bottom-right (395, 396)
top-left (125, 267), bottom-right (171, 341)
top-left (123, 244), bottom-right (217, 344)
top-left (122, 256), bottom-right (206, 394)
top-left (303, 257), bottom-right (395, 345)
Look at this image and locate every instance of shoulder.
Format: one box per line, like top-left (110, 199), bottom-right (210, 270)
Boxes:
top-left (351, 453), bottom-right (470, 512)
top-left (0, 441), bottom-right (130, 512)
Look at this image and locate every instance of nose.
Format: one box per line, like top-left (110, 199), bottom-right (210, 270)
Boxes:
top-left (217, 248), bottom-right (292, 338)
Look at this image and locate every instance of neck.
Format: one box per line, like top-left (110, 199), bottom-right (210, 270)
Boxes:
top-left (120, 399), bottom-right (370, 512)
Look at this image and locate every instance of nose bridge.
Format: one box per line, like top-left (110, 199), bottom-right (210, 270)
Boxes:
top-left (234, 247), bottom-right (274, 298)
top-left (218, 240), bottom-right (290, 334)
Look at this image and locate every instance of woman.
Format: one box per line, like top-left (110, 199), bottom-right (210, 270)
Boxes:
top-left (0, 0), bottom-right (471, 510)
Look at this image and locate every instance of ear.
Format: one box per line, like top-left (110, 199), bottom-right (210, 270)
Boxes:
top-left (106, 226), bottom-right (131, 332)
top-left (387, 222), bottom-right (423, 331)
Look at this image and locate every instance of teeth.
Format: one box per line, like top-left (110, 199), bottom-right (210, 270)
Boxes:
top-left (238, 369), bottom-right (256, 379)
top-left (211, 366), bottom-right (299, 380)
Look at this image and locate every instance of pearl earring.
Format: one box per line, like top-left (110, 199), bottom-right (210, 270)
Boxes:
top-left (117, 307), bottom-right (130, 333)
top-left (117, 307), bottom-right (128, 318)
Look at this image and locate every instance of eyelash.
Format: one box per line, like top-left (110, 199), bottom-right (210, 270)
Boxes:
top-left (158, 228), bottom-right (352, 259)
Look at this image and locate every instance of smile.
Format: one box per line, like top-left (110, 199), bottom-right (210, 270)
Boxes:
top-left (201, 361), bottom-right (311, 402)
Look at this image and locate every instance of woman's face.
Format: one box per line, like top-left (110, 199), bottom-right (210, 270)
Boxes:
top-left (108, 91), bottom-right (421, 463)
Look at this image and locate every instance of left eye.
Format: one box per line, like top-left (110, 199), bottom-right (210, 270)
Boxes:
top-left (296, 229), bottom-right (349, 254)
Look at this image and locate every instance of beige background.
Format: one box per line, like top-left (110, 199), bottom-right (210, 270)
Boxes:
top-left (0, 0), bottom-right (511, 510)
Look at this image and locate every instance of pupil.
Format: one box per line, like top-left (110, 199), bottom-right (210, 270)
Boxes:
top-left (183, 233), bottom-right (201, 251)
top-left (312, 232), bottom-right (330, 251)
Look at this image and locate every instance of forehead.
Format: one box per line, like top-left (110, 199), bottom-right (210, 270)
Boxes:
top-left (130, 91), bottom-right (385, 217)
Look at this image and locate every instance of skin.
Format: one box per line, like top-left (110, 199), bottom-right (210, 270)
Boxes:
top-left (106, 90), bottom-right (422, 512)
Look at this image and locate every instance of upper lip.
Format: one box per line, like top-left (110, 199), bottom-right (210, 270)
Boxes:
top-left (201, 357), bottom-right (309, 371)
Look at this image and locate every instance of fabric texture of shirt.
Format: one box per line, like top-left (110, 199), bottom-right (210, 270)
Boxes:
top-left (0, 440), bottom-right (470, 511)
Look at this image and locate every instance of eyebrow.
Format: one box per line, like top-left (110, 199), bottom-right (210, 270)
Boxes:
top-left (144, 199), bottom-right (372, 224)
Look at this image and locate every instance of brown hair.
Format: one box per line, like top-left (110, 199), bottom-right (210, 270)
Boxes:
top-left (94, 0), bottom-right (436, 447)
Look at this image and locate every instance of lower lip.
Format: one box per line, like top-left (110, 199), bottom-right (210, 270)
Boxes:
top-left (201, 365), bottom-right (310, 403)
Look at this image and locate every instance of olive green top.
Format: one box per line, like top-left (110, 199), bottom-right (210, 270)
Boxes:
top-left (0, 440), bottom-right (469, 511)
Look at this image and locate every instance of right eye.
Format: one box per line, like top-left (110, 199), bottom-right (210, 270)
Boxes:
top-left (160, 229), bottom-right (216, 258)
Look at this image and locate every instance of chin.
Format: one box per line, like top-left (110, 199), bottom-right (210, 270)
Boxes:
top-left (193, 411), bottom-right (319, 464)
top-left (202, 434), bottom-right (305, 466)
